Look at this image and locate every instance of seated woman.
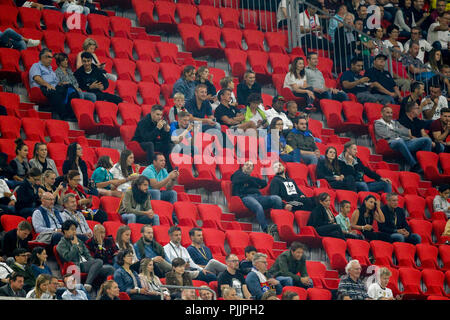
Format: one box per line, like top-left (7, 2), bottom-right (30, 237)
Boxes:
top-left (29, 246), bottom-right (52, 278)
top-left (267, 117), bottom-right (301, 163)
top-left (76, 38), bottom-right (117, 81)
top-left (26, 274), bottom-right (52, 299)
top-left (307, 192), bottom-right (346, 239)
top-left (15, 167), bottom-right (42, 218)
top-left (29, 143), bottom-right (58, 176)
top-left (113, 249), bottom-right (157, 300)
top-left (283, 57), bottom-right (315, 110)
top-left (8, 138), bottom-right (30, 189)
top-left (316, 146), bottom-right (356, 191)
top-left (91, 156), bottom-right (126, 198)
top-left (350, 195), bottom-right (390, 242)
top-left (62, 143), bottom-right (90, 193)
top-left (118, 176), bottom-right (160, 226)
top-left (195, 66), bottom-right (217, 103)
top-left (39, 170), bottom-right (64, 209)
top-left (54, 52), bottom-right (96, 103)
top-left (96, 280), bottom-right (120, 301)
top-left (165, 257), bottom-right (193, 300)
top-left (138, 258), bottom-right (171, 300)
top-left (109, 150), bottom-right (140, 193)
top-left (114, 225), bottom-right (140, 272)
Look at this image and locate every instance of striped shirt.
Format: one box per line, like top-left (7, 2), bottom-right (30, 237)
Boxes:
top-left (337, 275), bottom-right (370, 300)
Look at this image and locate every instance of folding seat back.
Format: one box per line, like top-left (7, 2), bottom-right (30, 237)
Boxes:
top-left (422, 269), bottom-right (446, 296)
top-left (71, 98), bottom-right (99, 135)
top-left (176, 3), bottom-right (198, 25)
top-left (154, 1), bottom-right (176, 25)
top-left (138, 82), bottom-right (161, 106)
top-left (219, 7), bottom-right (240, 29)
top-left (116, 80), bottom-right (138, 105)
top-left (110, 16), bottom-right (131, 38)
top-left (19, 7), bottom-right (41, 29)
top-left (346, 239), bottom-right (371, 268)
top-left (177, 23), bottom-right (202, 54)
top-left (43, 30), bottom-right (66, 54)
top-left (21, 117), bottom-right (45, 142)
top-left (42, 9), bottom-right (64, 32)
top-left (0, 92), bottom-right (20, 118)
top-left (95, 147), bottom-right (120, 164)
top-left (432, 220), bottom-right (449, 245)
top-left (156, 42), bottom-right (179, 64)
top-left (45, 119), bottom-right (70, 144)
top-left (265, 31), bottom-right (287, 53)
top-left (200, 25), bottom-right (223, 49)
top-left (342, 101), bottom-right (364, 124)
top-left (198, 5), bottom-right (220, 27)
top-left (322, 237), bottom-right (347, 274)
top-left (408, 219), bottom-right (433, 244)
top-left (113, 58), bottom-right (136, 81)
top-left (439, 153), bottom-right (450, 175)
top-left (133, 39), bottom-right (158, 62)
top-left (364, 102), bottom-right (384, 124)
top-left (269, 52), bottom-right (290, 75)
top-left (320, 99), bottom-right (343, 130)
top-left (438, 245), bottom-right (450, 271)
top-left (0, 139), bottom-right (17, 162)
top-left (152, 225), bottom-right (171, 246)
top-left (370, 240), bottom-right (394, 267)
top-left (249, 232), bottom-right (275, 259)
top-left (87, 13), bottom-right (110, 37)
top-left (111, 37), bottom-right (133, 60)
top-left (136, 60), bottom-right (159, 83)
top-left (95, 101), bottom-right (120, 136)
top-left (247, 50), bottom-right (269, 78)
top-left (103, 221), bottom-right (125, 242)
top-left (416, 243), bottom-right (439, 269)
top-left (225, 230), bottom-right (250, 257)
top-left (285, 162), bottom-right (309, 186)
top-left (0, 48), bottom-right (21, 73)
top-left (202, 228), bottom-right (227, 256)
top-left (159, 63), bottom-right (182, 84)
top-left (242, 29), bottom-right (265, 51)
top-left (173, 201), bottom-right (198, 227)
top-left (393, 242), bottom-right (417, 268)
top-left (258, 10), bottom-right (277, 32)
top-left (307, 288), bottom-right (332, 300)
top-left (100, 196), bottom-right (122, 222)
top-left (197, 203), bottom-right (226, 232)
top-left (224, 48), bottom-right (247, 79)
top-left (399, 267), bottom-right (423, 296)
top-left (0, 5), bottom-right (18, 27)
top-left (0, 116), bottom-right (20, 139)
top-left (132, 0), bottom-right (155, 28)
top-left (47, 143), bottom-right (68, 167)
top-left (404, 194), bottom-right (427, 220)
top-left (240, 9), bottom-right (258, 30)
top-left (66, 32), bottom-right (87, 54)
top-left (1, 215), bottom-right (26, 232)
top-left (128, 223), bottom-right (144, 243)
top-left (151, 200), bottom-right (174, 226)
top-left (399, 171), bottom-right (421, 195)
top-left (118, 102), bottom-right (142, 126)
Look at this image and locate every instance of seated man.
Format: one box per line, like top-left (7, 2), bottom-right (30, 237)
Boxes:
top-left (400, 81), bottom-right (433, 121)
top-left (299, 1), bottom-right (331, 50)
top-left (426, 64), bottom-right (450, 102)
top-left (264, 95), bottom-right (293, 130)
top-left (85, 224), bottom-right (117, 267)
top-left (422, 83), bottom-right (448, 121)
top-left (172, 65), bottom-right (197, 102)
top-left (430, 107), bottom-right (450, 153)
top-left (185, 84), bottom-right (220, 132)
top-left (9, 248), bottom-right (35, 292)
top-left (141, 153), bottom-right (178, 204)
top-left (239, 245), bottom-right (257, 276)
top-left (133, 225), bottom-right (172, 278)
top-left (341, 56), bottom-right (393, 105)
top-left (286, 116), bottom-right (321, 165)
top-left (170, 111), bottom-right (198, 156)
top-left (74, 52), bottom-right (122, 105)
top-left (163, 226), bottom-right (216, 283)
top-left (132, 104), bottom-right (172, 164)
top-left (245, 252), bottom-right (282, 300)
top-left (29, 48), bottom-right (78, 120)
top-left (337, 260), bottom-right (371, 300)
top-left (268, 241), bottom-right (313, 289)
top-left (427, 11), bottom-right (449, 54)
top-left (61, 193), bottom-right (93, 243)
top-left (0, 28), bottom-right (40, 50)
top-left (403, 27), bottom-right (433, 64)
top-left (31, 192), bottom-right (65, 246)
top-left (269, 161), bottom-right (316, 212)
top-left (214, 89), bottom-right (254, 131)
top-left (374, 105), bottom-right (432, 173)
top-left (338, 142), bottom-right (392, 193)
top-left (402, 41), bottom-right (433, 82)
top-left (305, 52), bottom-right (349, 102)
top-left (1, 221), bottom-right (32, 259)
top-left (236, 71), bottom-right (262, 106)
top-left (186, 228), bottom-right (227, 276)
top-left (56, 220), bottom-right (114, 293)
top-left (230, 161), bottom-right (283, 233)
top-left (60, 273), bottom-right (89, 301)
top-left (217, 254), bottom-right (252, 299)
top-left (0, 272), bottom-right (26, 298)
top-left (379, 193), bottom-right (421, 244)
top-left (364, 54), bottom-right (402, 104)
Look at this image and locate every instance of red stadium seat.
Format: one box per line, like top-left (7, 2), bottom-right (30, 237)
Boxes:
top-left (432, 220), bottom-right (450, 245)
top-left (0, 5), bottom-right (18, 27)
top-left (307, 288), bottom-right (332, 300)
top-left (153, 1), bottom-right (177, 31)
top-left (116, 80), bottom-right (138, 104)
top-left (220, 7), bottom-right (240, 29)
top-left (346, 239), bottom-right (371, 269)
top-left (439, 153), bottom-right (450, 175)
top-left (71, 99), bottom-right (100, 135)
top-left (151, 200), bottom-right (174, 226)
top-left (398, 267), bottom-right (425, 299)
top-left (0, 92), bottom-right (20, 118)
top-left (416, 243), bottom-right (440, 270)
top-left (0, 48), bottom-right (20, 79)
top-left (177, 23), bottom-right (203, 56)
top-left (200, 25), bottom-right (224, 58)
top-left (136, 60), bottom-right (159, 84)
top-left (305, 260), bottom-right (340, 290)
top-left (19, 7), bottom-right (42, 30)
top-left (118, 102), bottom-right (142, 126)
top-left (202, 228), bottom-right (227, 256)
top-left (100, 196), bottom-right (122, 222)
top-left (47, 143), bottom-right (68, 167)
top-left (138, 82), bottom-right (161, 106)
top-left (370, 240), bottom-right (395, 267)
top-left (404, 194), bottom-right (428, 220)
top-left (247, 50), bottom-right (270, 84)
top-left (242, 29), bottom-right (265, 51)
top-left (249, 232), bottom-right (275, 259)
top-left (66, 32), bottom-right (87, 54)
top-left (152, 225), bottom-right (171, 246)
top-left (438, 245), bottom-right (450, 271)
top-left (132, 0), bottom-right (155, 28)
top-left (197, 203), bottom-right (240, 232)
top-left (269, 52), bottom-right (290, 75)
top-left (155, 42), bottom-right (179, 65)
top-left (103, 221), bottom-right (125, 242)
top-left (265, 31), bottom-right (287, 54)
top-left (111, 37), bottom-right (133, 60)
top-left (159, 63), bottom-right (182, 85)
top-left (224, 49), bottom-right (247, 79)
top-left (409, 219), bottom-right (433, 244)
top-left (422, 269), bottom-right (447, 297)
top-left (239, 9), bottom-right (258, 30)
top-left (1, 215), bottom-right (26, 232)
top-left (22, 117), bottom-right (46, 142)
top-left (322, 237), bottom-right (347, 274)
top-left (42, 9), bottom-right (64, 32)
top-left (176, 3), bottom-right (198, 25)
top-left (133, 39), bottom-right (158, 62)
top-left (363, 102), bottom-right (384, 124)
top-left (416, 151), bottom-right (450, 185)
top-left (281, 286), bottom-right (307, 300)
top-left (0, 139), bottom-right (17, 162)
top-left (87, 13), bottom-right (110, 37)
top-left (45, 119), bottom-right (70, 145)
top-left (95, 147), bottom-right (120, 164)
top-left (173, 201), bottom-right (198, 228)
top-left (393, 242), bottom-right (418, 269)
top-left (225, 230), bottom-right (250, 258)
top-left (335, 190), bottom-right (358, 215)
top-left (0, 116), bottom-right (20, 139)
top-left (95, 101), bottom-right (120, 137)
top-left (198, 5), bottom-right (219, 27)
top-left (110, 16), bottom-right (132, 38)
top-left (43, 30), bottom-right (66, 53)
top-left (113, 58), bottom-right (136, 81)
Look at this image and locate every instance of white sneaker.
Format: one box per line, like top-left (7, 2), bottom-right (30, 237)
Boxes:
top-left (27, 39), bottom-right (40, 48)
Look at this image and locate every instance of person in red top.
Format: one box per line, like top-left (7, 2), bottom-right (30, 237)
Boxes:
top-left (390, 45), bottom-right (412, 92)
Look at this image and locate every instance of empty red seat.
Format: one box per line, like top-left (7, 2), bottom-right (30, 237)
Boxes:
top-left (136, 60), bottom-right (159, 83)
top-left (19, 7), bottom-right (41, 30)
top-left (305, 260), bottom-right (340, 290)
top-left (42, 9), bottom-right (64, 32)
top-left (133, 39), bottom-right (158, 62)
top-left (71, 98), bottom-right (99, 135)
top-left (45, 119), bottom-right (70, 144)
top-left (364, 102), bottom-right (384, 124)
top-left (138, 82), bottom-right (161, 106)
top-left (113, 58), bottom-right (136, 81)
top-left (177, 23), bottom-right (203, 56)
top-left (151, 200), bottom-right (174, 226)
top-left (197, 203), bottom-right (239, 232)
top-left (432, 220), bottom-right (450, 245)
top-left (111, 37), bottom-right (133, 60)
top-left (118, 102), bottom-right (142, 126)
top-left (116, 80), bottom-right (138, 105)
top-left (240, 9), bottom-right (258, 30)
top-left (439, 153), bottom-right (450, 175)
top-left (220, 7), bottom-right (240, 29)
top-left (43, 30), bottom-right (66, 53)
top-left (155, 42), bottom-right (179, 65)
top-left (47, 143), bottom-right (68, 167)
top-left (417, 151), bottom-right (450, 185)
top-left (22, 117), bottom-right (46, 142)
top-left (87, 13), bottom-right (110, 37)
top-left (258, 10), bottom-right (277, 32)
top-left (175, 3), bottom-right (198, 25)
top-left (153, 1), bottom-right (176, 30)
top-left (242, 29), bottom-right (265, 51)
top-left (404, 194), bottom-right (428, 220)
top-left (198, 5), bottom-right (219, 27)
top-left (1, 215), bottom-right (26, 232)
top-left (202, 228), bottom-right (227, 256)
top-left (0, 48), bottom-right (21, 76)
top-left (265, 31), bottom-right (287, 53)
top-left (0, 92), bottom-right (20, 118)
top-left (322, 237), bottom-right (347, 274)
top-left (159, 63), bottom-right (182, 84)
top-left (439, 245), bottom-right (450, 271)
top-left (95, 101), bottom-right (120, 137)
top-left (370, 240), bottom-right (395, 268)
top-left (249, 232), bottom-right (275, 259)
top-left (66, 32), bottom-right (87, 54)
top-left (110, 16), bottom-right (131, 38)
top-left (152, 225), bottom-right (170, 246)
top-left (269, 52), bottom-right (290, 75)
top-left (120, 125), bottom-right (147, 162)
top-left (225, 230), bottom-right (250, 258)
top-left (0, 5), bottom-right (18, 27)
top-left (346, 239), bottom-right (371, 269)
top-left (307, 288), bottom-right (332, 300)
top-left (224, 48), bottom-right (248, 79)
top-left (416, 243), bottom-right (439, 270)
top-left (247, 50), bottom-right (270, 83)
top-left (132, 0), bottom-right (155, 28)
top-left (422, 269), bottom-right (447, 297)
top-left (393, 242), bottom-right (417, 269)
top-left (399, 267), bottom-right (424, 298)
top-left (409, 219), bottom-right (433, 244)
top-left (221, 28), bottom-right (243, 50)
top-left (173, 201), bottom-right (198, 227)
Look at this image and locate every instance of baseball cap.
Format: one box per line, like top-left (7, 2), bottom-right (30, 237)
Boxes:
top-left (272, 95), bottom-right (285, 104)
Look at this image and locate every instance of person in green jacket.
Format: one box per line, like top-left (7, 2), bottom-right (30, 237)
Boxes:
top-left (268, 241), bottom-right (313, 289)
top-left (286, 116), bottom-right (321, 165)
top-left (56, 220), bottom-right (114, 292)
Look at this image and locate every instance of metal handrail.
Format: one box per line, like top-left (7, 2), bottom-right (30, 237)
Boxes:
top-left (158, 284), bottom-right (217, 300)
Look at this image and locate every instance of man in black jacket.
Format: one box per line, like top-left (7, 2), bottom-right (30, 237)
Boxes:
top-left (379, 193), bottom-right (421, 244)
top-left (132, 104), bottom-right (173, 165)
top-left (269, 161), bottom-right (315, 212)
top-left (338, 142), bottom-right (392, 193)
top-left (1, 221), bottom-right (32, 259)
top-left (74, 52), bottom-right (122, 104)
top-left (0, 272), bottom-right (26, 297)
top-left (230, 161), bottom-right (283, 233)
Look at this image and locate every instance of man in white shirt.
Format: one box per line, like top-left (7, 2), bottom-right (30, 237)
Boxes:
top-left (299, 0), bottom-right (331, 50)
top-left (403, 27), bottom-right (433, 63)
top-left (422, 83), bottom-right (449, 121)
top-left (264, 95), bottom-right (293, 130)
top-left (427, 11), bottom-right (450, 50)
top-left (276, 0), bottom-right (288, 27)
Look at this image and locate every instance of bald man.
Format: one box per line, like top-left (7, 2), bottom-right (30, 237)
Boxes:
top-left (85, 224), bottom-right (118, 266)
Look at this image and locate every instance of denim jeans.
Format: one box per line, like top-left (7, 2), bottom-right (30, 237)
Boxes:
top-left (355, 180), bottom-right (392, 193)
top-left (79, 91), bottom-right (97, 103)
top-left (299, 151), bottom-right (319, 165)
top-left (390, 233), bottom-right (421, 245)
top-left (241, 194), bottom-right (283, 232)
top-left (318, 90), bottom-right (349, 102)
top-left (280, 148), bottom-right (301, 163)
top-left (0, 28), bottom-right (26, 51)
top-left (148, 189), bottom-right (177, 204)
top-left (276, 276), bottom-right (293, 287)
top-left (388, 137), bottom-right (432, 166)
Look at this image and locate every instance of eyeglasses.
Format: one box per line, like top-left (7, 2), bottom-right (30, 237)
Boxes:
top-left (43, 198), bottom-right (55, 201)
top-left (45, 55), bottom-right (53, 59)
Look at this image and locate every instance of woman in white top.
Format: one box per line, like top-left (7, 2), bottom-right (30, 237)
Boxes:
top-left (283, 57), bottom-right (315, 109)
top-left (394, 0), bottom-right (414, 37)
top-left (138, 258), bottom-right (171, 300)
top-left (110, 150), bottom-right (140, 193)
top-left (367, 267), bottom-right (401, 300)
top-left (383, 25), bottom-right (404, 54)
top-left (115, 225), bottom-right (139, 269)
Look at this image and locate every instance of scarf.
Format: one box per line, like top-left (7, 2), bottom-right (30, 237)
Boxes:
top-left (244, 106), bottom-right (266, 123)
top-left (251, 267), bottom-right (271, 293)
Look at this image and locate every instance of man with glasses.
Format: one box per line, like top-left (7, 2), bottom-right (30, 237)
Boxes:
top-left (173, 65), bottom-right (197, 102)
top-left (217, 254), bottom-right (252, 299)
top-left (10, 248), bottom-right (35, 292)
top-left (404, 27), bottom-right (433, 64)
top-left (61, 193), bottom-right (93, 243)
top-left (245, 252), bottom-right (282, 300)
top-left (29, 48), bottom-right (78, 121)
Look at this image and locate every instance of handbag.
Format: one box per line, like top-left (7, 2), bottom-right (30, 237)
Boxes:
top-left (30, 231), bottom-right (54, 245)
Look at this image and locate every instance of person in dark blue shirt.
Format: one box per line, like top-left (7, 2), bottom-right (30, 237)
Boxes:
top-left (185, 84), bottom-right (221, 132)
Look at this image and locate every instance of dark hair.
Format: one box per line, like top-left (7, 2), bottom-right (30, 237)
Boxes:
top-left (96, 155), bottom-right (113, 170)
top-left (359, 195), bottom-right (377, 216)
top-left (80, 51), bottom-right (94, 61)
top-left (217, 88), bottom-right (232, 101)
top-left (140, 224), bottom-right (153, 234)
top-left (8, 272), bottom-right (25, 282)
top-left (317, 192), bottom-right (330, 205)
top-left (13, 248), bottom-right (28, 257)
top-left (28, 167), bottom-right (42, 179)
top-left (30, 246), bottom-right (46, 266)
top-left (172, 257), bottom-right (186, 268)
top-left (282, 291), bottom-right (299, 300)
top-left (195, 66), bottom-right (208, 82)
top-left (350, 56), bottom-right (363, 66)
top-left (387, 24), bottom-right (399, 35)
top-left (168, 225), bottom-right (181, 235)
top-left (188, 227), bottom-right (202, 238)
top-left (182, 65), bottom-right (196, 78)
top-left (131, 175), bottom-right (150, 205)
top-left (410, 81), bottom-right (424, 93)
top-left (17, 220), bottom-right (32, 232)
top-left (119, 149), bottom-right (134, 179)
top-left (324, 146), bottom-right (340, 175)
top-left (440, 108), bottom-right (450, 115)
top-left (343, 141), bottom-right (356, 152)
top-left (247, 93), bottom-right (262, 104)
top-left (65, 143), bottom-right (82, 170)
top-left (67, 169), bottom-right (81, 181)
top-left (438, 184), bottom-right (450, 193)
top-left (290, 57), bottom-right (306, 79)
top-left (15, 138), bottom-right (27, 155)
top-left (54, 52), bottom-right (69, 67)
top-left (307, 51), bottom-right (318, 60)
top-left (244, 245), bottom-right (257, 254)
top-left (340, 200), bottom-right (351, 210)
top-left (152, 152), bottom-right (165, 162)
top-left (290, 241), bottom-right (307, 252)
top-left (33, 142), bottom-right (47, 160)
top-left (151, 104), bottom-right (164, 113)
top-left (405, 100), bottom-right (418, 113)
top-left (61, 219), bottom-right (78, 232)
top-left (116, 249), bottom-right (133, 267)
top-left (116, 225), bottom-right (132, 250)
top-left (39, 48), bottom-right (51, 60)
top-left (269, 117), bottom-right (283, 130)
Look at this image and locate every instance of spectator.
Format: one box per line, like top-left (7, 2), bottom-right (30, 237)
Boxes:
top-left (422, 84), bottom-right (448, 121)
top-left (61, 193), bottom-right (93, 243)
top-left (286, 116), bottom-right (321, 165)
top-left (217, 254), bottom-right (252, 299)
top-left (404, 27), bottom-right (433, 63)
top-left (379, 193), bottom-right (422, 244)
top-left (426, 49), bottom-right (444, 75)
top-left (60, 0), bottom-right (89, 15)
top-left (390, 44), bottom-right (412, 92)
top-left (74, 52), bottom-right (122, 104)
top-left (433, 184), bottom-right (450, 218)
top-left (383, 25), bottom-right (404, 52)
top-left (316, 146), bottom-right (356, 191)
top-left (62, 143), bottom-right (89, 189)
top-left (185, 84), bottom-right (220, 132)
top-left (9, 138), bottom-right (30, 187)
top-left (428, 64), bottom-right (450, 101)
top-left (306, 52), bottom-right (349, 102)
top-left (0, 272), bottom-right (26, 297)
top-left (163, 226), bottom-right (216, 283)
top-left (85, 224), bottom-right (118, 266)
top-left (0, 176), bottom-right (16, 214)
top-left (365, 54), bottom-right (402, 104)
top-left (243, 93), bottom-right (269, 129)
top-left (222, 287), bottom-right (240, 300)
top-left (133, 225), bottom-right (171, 277)
top-left (298, 0), bottom-right (331, 50)
top-left (270, 161), bottom-right (316, 212)
top-left (430, 0), bottom-right (448, 23)
top-left (91, 156), bottom-right (125, 198)
top-left (37, 170), bottom-right (63, 207)
top-left (430, 107), bottom-right (450, 152)
top-left (394, 0), bottom-right (414, 37)
top-left (329, 4), bottom-right (348, 43)
top-left (54, 52), bottom-right (97, 103)
top-left (14, 167), bottom-right (42, 218)
top-left (10, 248), bottom-right (35, 292)
top-left (276, 0), bottom-right (289, 28)
top-left (0, 27), bottom-right (40, 50)
top-left (246, 252), bottom-right (282, 300)
top-left (236, 71), bottom-right (262, 106)
top-left (403, 41), bottom-right (434, 82)
top-left (2, 221), bottom-right (32, 259)
top-left (45, 275), bottom-right (59, 300)
top-left (110, 149), bottom-right (140, 193)
top-left (199, 285), bottom-right (214, 300)
top-left (119, 176), bottom-right (160, 225)
top-left (283, 57), bottom-right (315, 110)
top-left (374, 105), bottom-right (432, 173)
top-left (115, 225), bottom-right (139, 272)
top-left (132, 104), bottom-right (172, 165)
top-left (230, 160), bottom-right (283, 233)
top-left (211, 76), bottom-right (238, 111)
top-left (412, 0), bottom-right (432, 31)
top-left (308, 192), bottom-right (346, 239)
top-left (96, 280), bottom-right (120, 301)
top-left (168, 92), bottom-right (190, 124)
top-left (172, 65), bottom-right (197, 102)
top-left (29, 247), bottom-right (52, 278)
top-left (31, 191), bottom-right (65, 246)
top-left (57, 220), bottom-right (114, 292)
top-left (29, 49), bottom-right (78, 120)
top-left (281, 291), bottom-right (300, 300)
top-left (266, 118), bottom-right (301, 163)
top-left (336, 200), bottom-right (364, 239)
top-left (341, 57), bottom-right (393, 105)
top-left (26, 273), bottom-right (51, 299)
top-left (186, 227), bottom-right (227, 277)
top-left (285, 101), bottom-right (304, 125)
top-left (338, 142), bottom-right (392, 193)
top-left (265, 96), bottom-right (294, 130)
top-left (138, 258), bottom-right (171, 300)
top-left (367, 267), bottom-right (401, 300)
top-left (427, 11), bottom-right (449, 53)
top-left (214, 89), bottom-right (253, 131)
top-left (350, 195), bottom-right (390, 242)
top-left (269, 241), bottom-right (312, 289)
top-left (337, 260), bottom-right (371, 300)
top-left (60, 273), bottom-right (88, 300)
top-left (29, 143), bottom-right (58, 176)
top-left (170, 111), bottom-right (198, 156)
top-left (195, 66), bottom-right (217, 102)
top-left (141, 153), bottom-right (178, 205)
top-left (333, 13), bottom-right (361, 72)
top-left (239, 245), bottom-right (257, 276)
top-left (0, 258), bottom-right (13, 287)
top-left (165, 257), bottom-right (193, 300)
top-left (356, 5), bottom-right (369, 32)
top-left (180, 288), bottom-right (198, 300)
top-left (76, 38), bottom-right (116, 81)
top-left (400, 81), bottom-right (430, 118)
